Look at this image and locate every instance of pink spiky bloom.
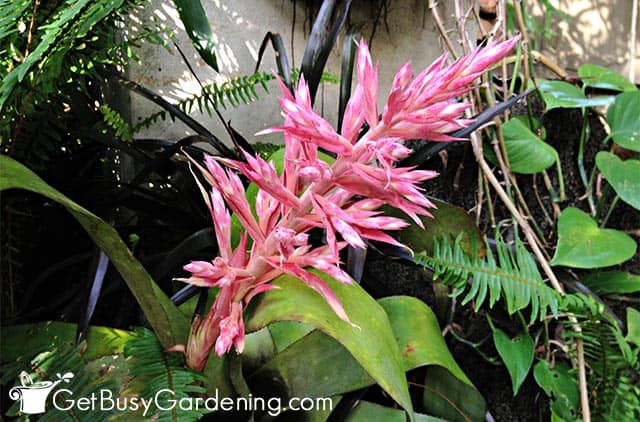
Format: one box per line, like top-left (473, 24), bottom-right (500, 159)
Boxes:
top-left (177, 37), bottom-right (518, 371)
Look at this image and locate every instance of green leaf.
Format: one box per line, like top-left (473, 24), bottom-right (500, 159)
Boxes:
top-left (249, 330), bottom-right (373, 399)
top-left (422, 366), bottom-right (486, 422)
top-left (385, 198), bottom-right (485, 258)
top-left (501, 117), bottom-right (558, 173)
top-left (607, 91), bottom-right (640, 151)
top-left (582, 271), bottom-right (640, 295)
top-left (378, 296), bottom-right (472, 385)
top-left (550, 207), bottom-right (637, 268)
top-left (626, 308), bottom-right (640, 346)
top-left (596, 152), bottom-right (640, 210)
top-left (346, 401), bottom-right (447, 422)
top-left (533, 361), bottom-right (579, 421)
top-left (1, 322), bottom-right (134, 363)
top-left (173, 0), bottom-right (219, 71)
top-left (268, 321), bottom-right (316, 352)
top-left (538, 80), bottom-right (615, 110)
top-left (245, 272), bottom-right (414, 419)
top-left (491, 327), bottom-right (534, 395)
top-left (0, 156), bottom-right (189, 348)
top-left (578, 64), bottom-right (638, 92)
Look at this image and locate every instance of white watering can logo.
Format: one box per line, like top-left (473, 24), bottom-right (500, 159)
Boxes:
top-left (9, 371), bottom-right (74, 414)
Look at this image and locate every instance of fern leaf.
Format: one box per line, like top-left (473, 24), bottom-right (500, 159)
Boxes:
top-left (415, 235), bottom-right (560, 322)
top-left (133, 71), bottom-right (274, 132)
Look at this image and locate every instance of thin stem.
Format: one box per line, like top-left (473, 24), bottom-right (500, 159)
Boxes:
top-left (601, 195), bottom-right (619, 228)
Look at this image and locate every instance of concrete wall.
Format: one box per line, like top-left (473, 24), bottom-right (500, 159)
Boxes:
top-left (127, 0), bottom-right (638, 145)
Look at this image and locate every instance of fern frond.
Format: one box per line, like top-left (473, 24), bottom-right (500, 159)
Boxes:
top-left (415, 234), bottom-right (560, 322)
top-left (99, 104), bottom-right (132, 142)
top-left (562, 315), bottom-right (640, 421)
top-left (124, 327), bottom-right (209, 421)
top-left (134, 71), bottom-right (274, 132)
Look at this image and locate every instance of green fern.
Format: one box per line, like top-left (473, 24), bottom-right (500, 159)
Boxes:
top-left (562, 309), bottom-right (640, 420)
top-left (415, 234), bottom-right (560, 322)
top-left (134, 71), bottom-right (274, 132)
top-left (3, 344), bottom-right (120, 421)
top-left (99, 104), bottom-right (132, 142)
top-left (124, 327), bottom-right (210, 421)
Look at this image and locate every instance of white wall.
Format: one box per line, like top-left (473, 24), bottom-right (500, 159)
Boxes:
top-left (127, 0), bottom-right (638, 146)
top-left (128, 0), bottom-right (457, 145)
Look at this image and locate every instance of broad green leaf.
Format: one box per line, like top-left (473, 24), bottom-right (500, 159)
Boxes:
top-left (607, 91), bottom-right (640, 151)
top-left (627, 308), bottom-right (640, 346)
top-left (491, 327), bottom-right (534, 395)
top-left (534, 361), bottom-right (579, 421)
top-left (0, 156), bottom-right (189, 348)
top-left (578, 64), bottom-right (638, 92)
top-left (550, 207), bottom-right (637, 268)
top-left (501, 117), bottom-right (558, 173)
top-left (241, 327), bottom-right (276, 372)
top-left (378, 296), bottom-right (472, 385)
top-left (538, 80), bottom-right (615, 110)
top-left (1, 322), bottom-right (134, 363)
top-left (268, 321), bottom-right (316, 352)
top-left (346, 401), bottom-right (447, 422)
top-left (249, 330), bottom-right (373, 399)
top-left (422, 366), bottom-right (486, 422)
top-left (582, 271), bottom-right (640, 294)
top-left (385, 198), bottom-right (485, 258)
top-left (245, 272), bottom-right (414, 419)
top-left (596, 152), bottom-right (640, 210)
top-left (173, 0), bottom-right (219, 71)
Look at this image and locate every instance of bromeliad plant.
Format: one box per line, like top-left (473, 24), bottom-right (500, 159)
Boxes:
top-left (176, 37), bottom-right (519, 371)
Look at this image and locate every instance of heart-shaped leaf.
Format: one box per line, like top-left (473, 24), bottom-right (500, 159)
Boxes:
top-left (538, 80), bottom-right (615, 110)
top-left (491, 327), bottom-right (534, 395)
top-left (245, 272), bottom-right (414, 419)
top-left (582, 271), bottom-right (640, 295)
top-left (551, 207), bottom-right (637, 268)
top-left (607, 91), bottom-right (640, 151)
top-left (578, 64), bottom-right (638, 92)
top-left (0, 156), bottom-right (189, 348)
top-left (500, 117), bottom-right (558, 174)
top-left (596, 152), bottom-right (640, 210)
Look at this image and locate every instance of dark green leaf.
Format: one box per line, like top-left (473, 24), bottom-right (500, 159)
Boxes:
top-left (245, 272), bottom-right (414, 418)
top-left (578, 64), bottom-right (638, 92)
top-left (491, 327), bottom-right (534, 395)
top-left (550, 207), bottom-right (637, 268)
top-left (385, 198), bottom-right (485, 258)
top-left (173, 0), bottom-right (219, 71)
top-left (607, 91), bottom-right (640, 151)
top-left (538, 80), bottom-right (615, 110)
top-left (346, 401), bottom-right (447, 422)
top-left (0, 156), bottom-right (189, 347)
top-left (581, 271), bottom-right (640, 295)
top-left (268, 321), bottom-right (315, 353)
top-left (501, 117), bottom-right (558, 173)
top-left (249, 330), bottom-right (373, 399)
top-left (422, 366), bottom-right (486, 422)
top-left (533, 361), bottom-right (579, 421)
top-left (1, 322), bottom-right (134, 363)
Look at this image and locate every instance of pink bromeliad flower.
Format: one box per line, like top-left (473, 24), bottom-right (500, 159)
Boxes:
top-left (177, 37), bottom-right (518, 371)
